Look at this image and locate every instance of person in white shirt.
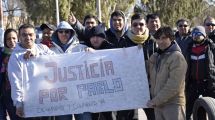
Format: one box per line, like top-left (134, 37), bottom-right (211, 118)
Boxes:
top-left (8, 24), bottom-right (54, 119)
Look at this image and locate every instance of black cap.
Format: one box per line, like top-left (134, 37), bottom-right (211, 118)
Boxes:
top-left (40, 23), bottom-right (56, 31)
top-left (88, 24), bottom-right (106, 39)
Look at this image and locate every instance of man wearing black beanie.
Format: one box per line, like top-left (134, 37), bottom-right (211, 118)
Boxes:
top-left (89, 24), bottom-right (113, 49)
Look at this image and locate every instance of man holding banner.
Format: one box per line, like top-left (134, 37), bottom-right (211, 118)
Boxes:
top-left (7, 23), bottom-right (151, 120)
top-left (147, 27), bottom-right (187, 120)
top-left (8, 42), bottom-right (151, 119)
top-left (8, 24), bottom-right (55, 120)
top-left (50, 21), bottom-right (92, 120)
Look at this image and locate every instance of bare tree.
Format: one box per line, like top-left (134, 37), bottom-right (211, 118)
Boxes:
top-left (3, 0), bottom-right (23, 29)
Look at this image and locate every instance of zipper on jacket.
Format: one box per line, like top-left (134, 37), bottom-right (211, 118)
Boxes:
top-left (196, 56), bottom-right (199, 83)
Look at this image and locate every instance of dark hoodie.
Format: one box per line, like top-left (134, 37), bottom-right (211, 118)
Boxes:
top-left (155, 41), bottom-right (181, 71)
top-left (105, 11), bottom-right (128, 48)
top-left (175, 31), bottom-right (192, 59)
top-left (186, 39), bottom-right (215, 93)
top-left (149, 40), bottom-right (187, 107)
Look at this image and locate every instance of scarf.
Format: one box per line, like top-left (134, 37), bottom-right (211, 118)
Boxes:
top-left (1, 47), bottom-right (13, 90)
top-left (127, 28), bottom-right (149, 44)
top-left (1, 47), bottom-right (12, 73)
top-left (3, 47), bottom-right (12, 55)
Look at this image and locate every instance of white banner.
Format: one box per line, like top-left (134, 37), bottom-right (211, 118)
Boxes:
top-left (23, 46), bottom-right (150, 117)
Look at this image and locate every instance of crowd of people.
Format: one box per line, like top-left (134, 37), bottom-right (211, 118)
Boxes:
top-left (0, 9), bottom-right (215, 120)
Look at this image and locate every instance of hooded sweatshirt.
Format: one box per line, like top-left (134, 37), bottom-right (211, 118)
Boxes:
top-left (51, 21), bottom-right (87, 54)
top-left (105, 11), bottom-right (128, 48)
top-left (8, 43), bottom-right (54, 107)
top-left (149, 41), bottom-right (187, 107)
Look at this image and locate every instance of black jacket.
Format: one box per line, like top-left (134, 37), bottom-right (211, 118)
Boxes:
top-left (175, 31), bottom-right (192, 60)
top-left (105, 29), bottom-right (128, 48)
top-left (119, 34), bottom-right (157, 60)
top-left (186, 39), bottom-right (215, 91)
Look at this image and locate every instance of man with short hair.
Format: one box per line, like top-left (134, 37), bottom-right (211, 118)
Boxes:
top-left (175, 18), bottom-right (192, 59)
top-left (120, 13), bottom-right (157, 120)
top-left (147, 26), bottom-right (187, 120)
top-left (40, 23), bottom-right (56, 48)
top-left (68, 13), bottom-right (100, 46)
top-left (204, 16), bottom-right (215, 42)
top-left (204, 16), bottom-right (215, 36)
top-left (8, 24), bottom-right (54, 119)
top-left (105, 10), bottom-right (128, 48)
top-left (146, 14), bottom-right (161, 35)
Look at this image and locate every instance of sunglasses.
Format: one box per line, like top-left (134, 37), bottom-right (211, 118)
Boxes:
top-left (85, 22), bottom-right (95, 24)
top-left (192, 32), bottom-right (203, 37)
top-left (178, 25), bottom-right (188, 27)
top-left (205, 23), bottom-right (215, 27)
top-left (132, 23), bottom-right (144, 27)
top-left (58, 30), bottom-right (70, 34)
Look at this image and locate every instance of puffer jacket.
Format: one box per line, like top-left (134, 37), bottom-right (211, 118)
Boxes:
top-left (51, 21), bottom-right (87, 54)
top-left (149, 41), bottom-right (187, 107)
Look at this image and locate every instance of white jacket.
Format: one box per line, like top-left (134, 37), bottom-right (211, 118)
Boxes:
top-left (50, 41), bottom-right (87, 54)
top-left (8, 43), bottom-right (54, 107)
top-left (50, 21), bottom-right (87, 54)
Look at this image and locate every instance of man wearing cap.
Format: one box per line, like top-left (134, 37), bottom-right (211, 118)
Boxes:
top-left (186, 26), bottom-right (215, 120)
top-left (40, 23), bottom-right (56, 48)
top-left (88, 24), bottom-right (113, 49)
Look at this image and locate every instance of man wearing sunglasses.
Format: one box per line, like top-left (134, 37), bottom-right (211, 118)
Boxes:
top-left (204, 16), bottom-right (215, 36)
top-left (204, 16), bottom-right (215, 42)
top-left (186, 26), bottom-right (215, 120)
top-left (117, 13), bottom-right (157, 120)
top-left (175, 19), bottom-right (192, 59)
top-left (50, 21), bottom-right (92, 120)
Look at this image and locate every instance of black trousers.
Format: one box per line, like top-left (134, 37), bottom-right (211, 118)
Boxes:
top-left (185, 84), bottom-right (215, 120)
top-left (143, 108), bottom-right (155, 120)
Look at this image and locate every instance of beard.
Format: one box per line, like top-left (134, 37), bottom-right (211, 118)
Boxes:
top-left (193, 38), bottom-right (205, 44)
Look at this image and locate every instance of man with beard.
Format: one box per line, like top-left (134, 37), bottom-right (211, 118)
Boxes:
top-left (186, 26), bottom-right (215, 120)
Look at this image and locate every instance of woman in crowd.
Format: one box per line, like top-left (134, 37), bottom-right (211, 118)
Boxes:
top-left (0, 28), bottom-right (19, 120)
